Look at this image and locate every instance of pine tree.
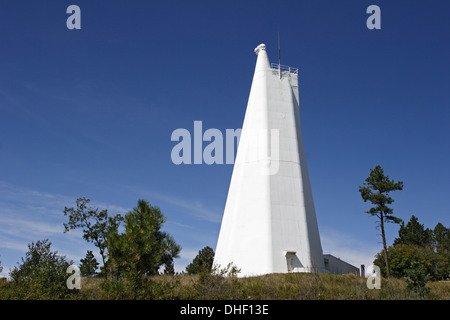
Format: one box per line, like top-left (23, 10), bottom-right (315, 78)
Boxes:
top-left (433, 222), bottom-right (450, 253)
top-left (393, 215), bottom-right (432, 248)
top-left (359, 165), bottom-right (403, 278)
top-left (186, 246), bottom-right (215, 275)
top-left (107, 199), bottom-right (181, 297)
top-left (164, 259), bottom-right (175, 275)
top-left (80, 250), bottom-right (99, 277)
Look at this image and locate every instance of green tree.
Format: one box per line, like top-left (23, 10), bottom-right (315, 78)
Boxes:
top-left (63, 197), bottom-right (123, 279)
top-left (431, 222), bottom-right (450, 279)
top-left (107, 199), bottom-right (181, 298)
top-left (186, 246), bottom-right (215, 275)
top-left (80, 250), bottom-right (99, 277)
top-left (9, 239), bottom-right (73, 299)
top-left (374, 244), bottom-right (437, 279)
top-left (359, 165), bottom-right (403, 278)
top-left (164, 259), bottom-right (175, 275)
top-left (404, 260), bottom-right (432, 297)
top-left (374, 215), bottom-right (450, 281)
top-left (393, 215), bottom-right (433, 248)
top-left (433, 222), bottom-right (450, 253)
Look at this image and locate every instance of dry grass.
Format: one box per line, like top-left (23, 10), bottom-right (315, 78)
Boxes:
top-left (427, 281), bottom-right (450, 299)
top-left (4, 272), bottom-right (445, 300)
top-left (75, 272), bottom-right (449, 300)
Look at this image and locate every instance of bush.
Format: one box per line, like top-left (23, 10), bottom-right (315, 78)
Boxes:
top-left (404, 261), bottom-right (432, 298)
top-left (6, 239), bottom-right (77, 300)
top-left (99, 278), bottom-right (134, 299)
top-left (193, 263), bottom-right (243, 299)
top-left (374, 244), bottom-right (449, 281)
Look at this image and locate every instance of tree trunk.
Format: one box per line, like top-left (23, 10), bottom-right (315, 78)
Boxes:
top-left (380, 212), bottom-right (391, 278)
top-left (100, 248), bottom-right (107, 280)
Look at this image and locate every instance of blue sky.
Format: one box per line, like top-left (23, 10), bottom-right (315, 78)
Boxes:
top-left (0, 0), bottom-right (449, 276)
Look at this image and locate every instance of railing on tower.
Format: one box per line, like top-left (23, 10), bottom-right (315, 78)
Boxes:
top-left (270, 63), bottom-right (299, 75)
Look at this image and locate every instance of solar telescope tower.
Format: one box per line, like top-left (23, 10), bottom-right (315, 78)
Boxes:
top-left (214, 44), bottom-right (326, 276)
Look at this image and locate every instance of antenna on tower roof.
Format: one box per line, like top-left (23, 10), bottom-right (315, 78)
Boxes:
top-left (278, 31), bottom-right (281, 79)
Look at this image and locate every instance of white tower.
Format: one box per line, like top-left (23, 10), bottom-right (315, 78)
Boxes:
top-left (214, 44), bottom-right (326, 276)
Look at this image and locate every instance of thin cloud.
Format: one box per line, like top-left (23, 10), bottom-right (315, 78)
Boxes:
top-left (127, 187), bottom-right (222, 223)
top-left (0, 181), bottom-right (71, 217)
top-left (320, 227), bottom-right (379, 274)
top-left (0, 217), bottom-right (62, 238)
top-left (179, 248), bottom-right (200, 261)
top-left (172, 248), bottom-right (201, 274)
top-left (0, 181), bottom-right (129, 261)
top-left (0, 235), bottom-right (28, 252)
top-left (0, 181), bottom-right (130, 216)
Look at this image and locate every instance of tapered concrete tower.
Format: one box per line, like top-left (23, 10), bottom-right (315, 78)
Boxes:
top-left (214, 44), bottom-right (326, 276)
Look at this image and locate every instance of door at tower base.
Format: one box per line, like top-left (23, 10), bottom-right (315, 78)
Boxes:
top-left (213, 43), bottom-right (327, 277)
top-left (285, 251), bottom-right (308, 273)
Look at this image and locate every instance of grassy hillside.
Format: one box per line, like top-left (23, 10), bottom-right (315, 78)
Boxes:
top-left (76, 272), bottom-right (449, 300)
top-left (1, 271), bottom-right (448, 300)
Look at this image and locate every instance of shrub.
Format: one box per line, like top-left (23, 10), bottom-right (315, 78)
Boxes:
top-left (193, 263), bottom-right (243, 299)
top-left (404, 261), bottom-right (432, 298)
top-left (7, 239), bottom-right (76, 300)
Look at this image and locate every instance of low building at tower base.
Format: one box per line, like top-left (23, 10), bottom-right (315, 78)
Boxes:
top-left (323, 254), bottom-right (360, 276)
